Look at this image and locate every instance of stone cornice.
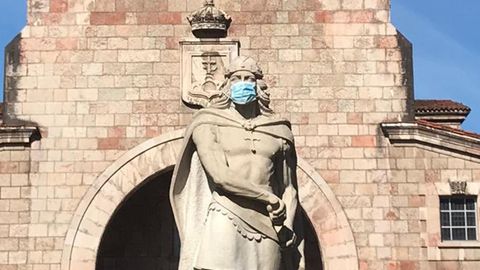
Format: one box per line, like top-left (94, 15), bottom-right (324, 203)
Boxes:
top-left (0, 126), bottom-right (40, 150)
top-left (381, 122), bottom-right (480, 160)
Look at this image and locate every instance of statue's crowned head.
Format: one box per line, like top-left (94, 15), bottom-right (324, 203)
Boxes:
top-left (226, 57), bottom-right (260, 105)
top-left (210, 56), bottom-right (273, 115)
top-left (225, 56), bottom-right (264, 80)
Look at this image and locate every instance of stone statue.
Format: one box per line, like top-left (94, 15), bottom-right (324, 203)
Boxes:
top-left (171, 56), bottom-right (303, 270)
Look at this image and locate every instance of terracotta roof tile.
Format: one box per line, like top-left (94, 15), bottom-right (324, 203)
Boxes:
top-left (414, 99), bottom-right (471, 113)
top-left (416, 120), bottom-right (480, 140)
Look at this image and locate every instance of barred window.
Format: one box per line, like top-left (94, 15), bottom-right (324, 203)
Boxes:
top-left (440, 196), bottom-right (477, 241)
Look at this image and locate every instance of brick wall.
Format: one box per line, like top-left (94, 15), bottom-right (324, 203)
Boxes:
top-left (0, 149), bottom-right (31, 268)
top-left (1, 0), bottom-right (479, 269)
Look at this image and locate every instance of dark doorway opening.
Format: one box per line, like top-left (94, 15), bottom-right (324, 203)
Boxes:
top-left (96, 168), bottom-right (322, 270)
top-left (96, 169), bottom-right (179, 270)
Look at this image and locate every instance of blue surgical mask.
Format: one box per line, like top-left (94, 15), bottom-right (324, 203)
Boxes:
top-left (230, 82), bottom-right (257, 104)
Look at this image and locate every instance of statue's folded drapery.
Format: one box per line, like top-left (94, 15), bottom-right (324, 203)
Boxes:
top-left (170, 108), bottom-right (304, 270)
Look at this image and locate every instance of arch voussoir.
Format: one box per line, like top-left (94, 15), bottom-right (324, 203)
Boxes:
top-left (61, 129), bottom-right (359, 270)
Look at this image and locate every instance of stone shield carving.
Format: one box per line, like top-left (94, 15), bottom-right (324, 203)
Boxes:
top-left (449, 181), bottom-right (468, 195)
top-left (180, 39), bottom-right (239, 108)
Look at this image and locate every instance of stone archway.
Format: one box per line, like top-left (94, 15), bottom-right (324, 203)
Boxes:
top-left (60, 129), bottom-right (359, 270)
top-left (96, 169), bottom-right (180, 270)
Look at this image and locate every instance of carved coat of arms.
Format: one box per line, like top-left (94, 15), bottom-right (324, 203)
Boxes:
top-left (180, 0), bottom-right (239, 108)
top-left (181, 40), bottom-right (239, 108)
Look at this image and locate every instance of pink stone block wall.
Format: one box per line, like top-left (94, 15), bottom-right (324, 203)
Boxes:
top-left (0, 0), bottom-right (479, 270)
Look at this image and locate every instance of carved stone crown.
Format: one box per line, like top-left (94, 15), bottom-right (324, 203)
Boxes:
top-left (187, 0), bottom-right (232, 38)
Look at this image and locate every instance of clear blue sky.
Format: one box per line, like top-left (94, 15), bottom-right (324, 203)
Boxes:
top-left (0, 0), bottom-right (479, 131)
top-left (391, 1), bottom-right (480, 131)
top-left (1, 0), bottom-right (27, 99)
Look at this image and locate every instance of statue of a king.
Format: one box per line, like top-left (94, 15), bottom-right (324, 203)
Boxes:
top-left (170, 56), bottom-right (302, 270)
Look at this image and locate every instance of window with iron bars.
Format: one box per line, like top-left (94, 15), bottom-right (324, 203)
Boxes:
top-left (440, 196), bottom-right (477, 241)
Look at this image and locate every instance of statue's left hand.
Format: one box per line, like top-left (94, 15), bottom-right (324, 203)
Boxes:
top-left (278, 226), bottom-right (297, 249)
top-left (267, 197), bottom-right (286, 226)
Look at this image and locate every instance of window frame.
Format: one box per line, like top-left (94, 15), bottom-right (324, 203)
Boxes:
top-left (426, 182), bottom-right (480, 260)
top-left (439, 195), bottom-right (478, 241)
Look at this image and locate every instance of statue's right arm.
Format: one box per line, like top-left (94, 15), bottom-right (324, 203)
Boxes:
top-left (192, 124), bottom-right (278, 205)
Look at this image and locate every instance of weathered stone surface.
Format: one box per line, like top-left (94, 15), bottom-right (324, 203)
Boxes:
top-left (0, 1), bottom-right (478, 270)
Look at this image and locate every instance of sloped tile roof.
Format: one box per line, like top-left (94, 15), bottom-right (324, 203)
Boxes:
top-left (382, 120), bottom-right (480, 159)
top-left (416, 120), bottom-right (480, 140)
top-left (414, 99), bottom-right (471, 113)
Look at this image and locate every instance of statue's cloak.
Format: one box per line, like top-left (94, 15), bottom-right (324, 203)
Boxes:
top-left (170, 108), bottom-right (296, 270)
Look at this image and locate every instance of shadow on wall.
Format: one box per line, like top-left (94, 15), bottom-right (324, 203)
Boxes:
top-left (3, 33), bottom-right (21, 104)
top-left (1, 33), bottom-right (40, 128)
top-left (396, 30), bottom-right (415, 122)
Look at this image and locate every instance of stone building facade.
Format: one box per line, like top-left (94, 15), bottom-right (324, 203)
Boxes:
top-left (1, 0), bottom-right (480, 269)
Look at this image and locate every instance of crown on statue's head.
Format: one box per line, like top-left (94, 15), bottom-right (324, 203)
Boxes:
top-left (187, 0), bottom-right (232, 39)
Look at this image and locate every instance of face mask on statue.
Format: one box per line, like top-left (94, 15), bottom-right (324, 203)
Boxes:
top-left (230, 81), bottom-right (257, 104)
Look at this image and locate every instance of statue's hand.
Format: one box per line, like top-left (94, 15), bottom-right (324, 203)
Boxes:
top-left (278, 227), bottom-right (297, 249)
top-left (285, 231), bottom-right (297, 248)
top-left (267, 197), bottom-right (286, 226)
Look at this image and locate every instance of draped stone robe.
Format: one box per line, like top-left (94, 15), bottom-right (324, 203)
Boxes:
top-left (170, 108), bottom-right (303, 270)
